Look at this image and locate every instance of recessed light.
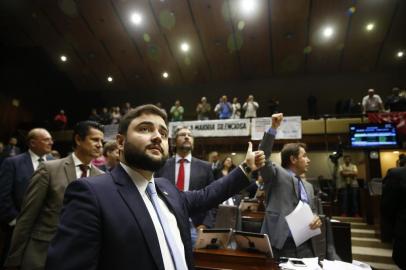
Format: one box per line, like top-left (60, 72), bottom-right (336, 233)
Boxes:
top-left (397, 51), bottom-right (404, 58)
top-left (393, 151), bottom-right (400, 154)
top-left (162, 72), bottom-right (169, 79)
top-left (180, 42), bottom-right (190, 52)
top-left (366, 23), bottom-right (375, 31)
top-left (240, 0), bottom-right (256, 14)
top-left (231, 152), bottom-right (236, 156)
top-left (130, 12), bottom-right (142, 25)
top-left (60, 55), bottom-right (67, 62)
top-left (323, 26), bottom-right (334, 38)
top-left (107, 76), bottom-right (113, 82)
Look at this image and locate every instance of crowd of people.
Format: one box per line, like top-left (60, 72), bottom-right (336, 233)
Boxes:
top-left (0, 97), bottom-right (404, 269)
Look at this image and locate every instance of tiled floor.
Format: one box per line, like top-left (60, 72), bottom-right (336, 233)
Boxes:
top-left (333, 216), bottom-right (400, 270)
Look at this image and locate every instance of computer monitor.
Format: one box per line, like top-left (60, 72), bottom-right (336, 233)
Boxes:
top-left (234, 231), bottom-right (273, 258)
top-left (194, 228), bottom-right (233, 250)
top-left (349, 123), bottom-right (398, 149)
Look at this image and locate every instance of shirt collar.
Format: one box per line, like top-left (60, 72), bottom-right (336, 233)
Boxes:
top-left (29, 149), bottom-right (45, 162)
top-left (72, 152), bottom-right (92, 169)
top-left (120, 162), bottom-right (154, 194)
top-left (175, 153), bottom-right (191, 163)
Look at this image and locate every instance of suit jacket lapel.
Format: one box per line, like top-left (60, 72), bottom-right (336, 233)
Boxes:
top-left (113, 165), bottom-right (165, 270)
top-left (64, 155), bottom-right (77, 184)
top-left (23, 152), bottom-right (34, 174)
top-left (169, 158), bottom-right (176, 184)
top-left (292, 175), bottom-right (300, 200)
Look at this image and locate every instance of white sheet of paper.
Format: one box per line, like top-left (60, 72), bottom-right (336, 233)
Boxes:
top-left (285, 201), bottom-right (321, 246)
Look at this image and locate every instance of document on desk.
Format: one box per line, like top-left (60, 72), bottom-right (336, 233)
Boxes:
top-left (285, 201), bottom-right (321, 246)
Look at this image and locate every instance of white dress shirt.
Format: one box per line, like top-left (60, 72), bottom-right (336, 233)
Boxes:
top-left (28, 149), bottom-right (47, 171)
top-left (72, 153), bottom-right (93, 178)
top-left (121, 162), bottom-right (187, 270)
top-left (175, 153), bottom-right (192, 191)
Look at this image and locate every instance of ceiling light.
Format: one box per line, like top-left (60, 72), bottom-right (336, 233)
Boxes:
top-left (231, 152), bottom-right (236, 156)
top-left (180, 42), bottom-right (190, 52)
top-left (162, 72), bottom-right (169, 79)
top-left (393, 151), bottom-right (400, 154)
top-left (322, 26), bottom-right (334, 38)
top-left (397, 51), bottom-right (404, 58)
top-left (240, 0), bottom-right (256, 14)
top-left (365, 23), bottom-right (375, 31)
top-left (107, 76), bottom-right (113, 82)
top-left (130, 12), bottom-right (142, 25)
top-left (60, 55), bottom-right (67, 62)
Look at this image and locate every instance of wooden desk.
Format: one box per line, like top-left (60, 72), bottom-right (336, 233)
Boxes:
top-left (241, 211), bottom-right (265, 222)
top-left (241, 211), bottom-right (264, 233)
top-left (194, 248), bottom-right (278, 270)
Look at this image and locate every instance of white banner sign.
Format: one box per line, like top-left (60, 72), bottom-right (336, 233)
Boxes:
top-left (251, 116), bottom-right (302, 140)
top-left (169, 119), bottom-right (251, 138)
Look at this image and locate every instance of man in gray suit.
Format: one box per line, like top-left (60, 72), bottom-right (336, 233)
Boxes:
top-left (4, 121), bottom-right (104, 270)
top-left (259, 113), bottom-right (322, 259)
top-left (156, 126), bottom-right (215, 243)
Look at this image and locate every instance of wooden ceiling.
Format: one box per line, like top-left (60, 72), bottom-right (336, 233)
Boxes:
top-left (1, 0), bottom-right (405, 92)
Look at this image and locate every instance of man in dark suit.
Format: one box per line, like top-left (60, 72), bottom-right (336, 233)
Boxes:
top-left (381, 166), bottom-right (406, 269)
top-left (0, 128), bottom-right (53, 266)
top-left (259, 113), bottom-right (322, 258)
top-left (4, 121), bottom-right (104, 270)
top-left (156, 126), bottom-right (215, 244)
top-left (0, 137), bottom-right (21, 166)
top-left (46, 104), bottom-right (265, 270)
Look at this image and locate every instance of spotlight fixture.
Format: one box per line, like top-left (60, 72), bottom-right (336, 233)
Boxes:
top-left (322, 26), bottom-right (334, 38)
top-left (162, 72), bottom-right (169, 79)
top-left (365, 23), bottom-right (375, 32)
top-left (60, 55), bottom-right (67, 62)
top-left (180, 42), bottom-right (190, 52)
top-left (397, 51), bottom-right (404, 58)
top-left (240, 0), bottom-right (256, 14)
top-left (130, 12), bottom-right (142, 25)
top-left (107, 76), bottom-right (113, 82)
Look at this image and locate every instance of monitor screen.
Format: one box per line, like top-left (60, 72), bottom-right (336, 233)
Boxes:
top-left (349, 123), bottom-right (398, 148)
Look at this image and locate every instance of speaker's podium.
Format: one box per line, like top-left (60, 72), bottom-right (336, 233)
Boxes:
top-left (193, 229), bottom-right (278, 270)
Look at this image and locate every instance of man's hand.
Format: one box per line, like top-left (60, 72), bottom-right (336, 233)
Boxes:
top-left (309, 215), bottom-right (322, 230)
top-left (244, 142), bottom-right (265, 171)
top-left (271, 113), bottom-right (283, 129)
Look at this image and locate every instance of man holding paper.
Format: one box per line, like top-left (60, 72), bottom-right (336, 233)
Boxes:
top-left (259, 113), bottom-right (322, 258)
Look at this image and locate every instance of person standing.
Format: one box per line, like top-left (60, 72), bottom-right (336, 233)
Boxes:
top-left (337, 155), bottom-right (359, 217)
top-left (196, 97), bottom-right (211, 120)
top-left (0, 128), bottom-right (53, 267)
top-left (381, 166), bottom-right (406, 270)
top-left (170, 100), bottom-right (184, 122)
top-left (259, 113), bottom-right (322, 258)
top-left (214, 95), bottom-right (232, 119)
top-left (156, 126), bottom-right (215, 244)
top-left (4, 121), bottom-right (104, 270)
top-left (243, 94), bottom-right (259, 118)
top-left (45, 104), bottom-right (265, 270)
top-left (362, 88), bottom-right (384, 113)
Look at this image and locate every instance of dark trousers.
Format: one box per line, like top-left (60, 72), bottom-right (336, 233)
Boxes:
top-left (0, 224), bottom-right (13, 268)
top-left (273, 237), bottom-right (314, 259)
top-left (339, 186), bottom-right (359, 216)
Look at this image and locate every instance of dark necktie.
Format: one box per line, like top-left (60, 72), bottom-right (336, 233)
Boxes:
top-left (79, 164), bottom-right (89, 178)
top-left (296, 176), bottom-right (303, 201)
top-left (38, 157), bottom-right (44, 163)
top-left (177, 159), bottom-right (185, 191)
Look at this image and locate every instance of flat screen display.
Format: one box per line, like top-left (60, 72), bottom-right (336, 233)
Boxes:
top-left (349, 123), bottom-right (398, 148)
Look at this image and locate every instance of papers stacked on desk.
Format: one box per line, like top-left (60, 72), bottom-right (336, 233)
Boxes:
top-left (285, 201), bottom-right (321, 246)
top-left (279, 258), bottom-right (372, 270)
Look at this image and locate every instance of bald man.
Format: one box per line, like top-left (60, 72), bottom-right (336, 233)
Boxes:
top-left (0, 128), bottom-right (53, 266)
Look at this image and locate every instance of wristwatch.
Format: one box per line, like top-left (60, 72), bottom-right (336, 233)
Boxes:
top-left (241, 162), bottom-right (252, 175)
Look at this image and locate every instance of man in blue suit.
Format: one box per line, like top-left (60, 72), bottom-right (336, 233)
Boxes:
top-left (46, 104), bottom-right (265, 270)
top-left (0, 128), bottom-right (53, 266)
top-left (156, 126), bottom-right (215, 244)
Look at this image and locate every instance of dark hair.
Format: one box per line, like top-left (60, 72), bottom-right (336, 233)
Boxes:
top-left (72, 121), bottom-right (104, 148)
top-left (281, 143), bottom-right (306, 168)
top-left (220, 156), bottom-right (236, 172)
top-left (118, 104), bottom-right (168, 135)
top-left (174, 126), bottom-right (192, 139)
top-left (103, 141), bottom-right (118, 157)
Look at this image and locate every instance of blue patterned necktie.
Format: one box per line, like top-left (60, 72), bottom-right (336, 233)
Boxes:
top-left (146, 182), bottom-right (186, 270)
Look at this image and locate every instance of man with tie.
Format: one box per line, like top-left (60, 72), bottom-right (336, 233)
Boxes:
top-left (259, 113), bottom-right (322, 258)
top-left (46, 104), bottom-right (265, 270)
top-left (156, 126), bottom-right (215, 245)
top-left (0, 128), bottom-right (53, 267)
top-left (4, 121), bottom-right (104, 270)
